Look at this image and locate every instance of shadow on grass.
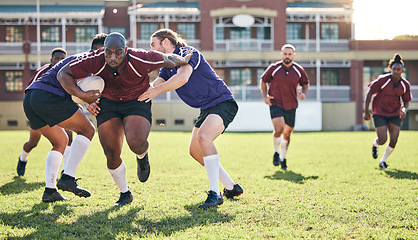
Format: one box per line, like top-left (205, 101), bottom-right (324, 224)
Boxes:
top-left (0, 200), bottom-right (233, 238)
top-left (0, 176), bottom-right (43, 195)
top-left (384, 169), bottom-right (418, 180)
top-left (264, 170), bottom-right (319, 184)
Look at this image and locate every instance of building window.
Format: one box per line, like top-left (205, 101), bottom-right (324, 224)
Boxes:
top-left (215, 27), bottom-right (224, 40)
top-left (177, 23), bottom-right (195, 40)
top-left (109, 27), bottom-right (126, 38)
top-left (230, 68), bottom-right (252, 86)
top-left (257, 26), bottom-right (271, 40)
top-left (5, 26), bottom-right (23, 42)
top-left (41, 26), bottom-right (60, 42)
top-left (5, 71), bottom-right (23, 92)
top-left (140, 23), bottom-right (158, 40)
top-left (75, 27), bottom-right (97, 43)
top-left (230, 27), bottom-right (251, 50)
top-left (321, 69), bottom-right (340, 85)
top-left (321, 23), bottom-right (339, 40)
top-left (287, 23), bottom-right (303, 40)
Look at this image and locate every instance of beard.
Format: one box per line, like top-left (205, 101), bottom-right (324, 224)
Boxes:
top-left (284, 58), bottom-right (292, 64)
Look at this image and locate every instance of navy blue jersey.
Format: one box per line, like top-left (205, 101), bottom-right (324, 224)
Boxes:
top-left (26, 52), bottom-right (87, 98)
top-left (158, 46), bottom-right (233, 110)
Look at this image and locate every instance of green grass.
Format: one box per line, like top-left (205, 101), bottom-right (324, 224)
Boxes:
top-left (1, 130), bottom-right (417, 239)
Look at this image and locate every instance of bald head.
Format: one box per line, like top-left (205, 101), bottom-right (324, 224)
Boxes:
top-left (104, 32), bottom-right (126, 50)
top-left (104, 32), bottom-right (127, 69)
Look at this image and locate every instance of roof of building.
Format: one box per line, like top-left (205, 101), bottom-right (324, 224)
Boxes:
top-left (0, 5), bottom-right (104, 13)
top-left (129, 2), bottom-right (200, 14)
top-left (287, 1), bottom-right (349, 9)
top-left (138, 2), bottom-right (199, 10)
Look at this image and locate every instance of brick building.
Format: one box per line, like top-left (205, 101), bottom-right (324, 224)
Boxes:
top-left (0, 0), bottom-right (417, 131)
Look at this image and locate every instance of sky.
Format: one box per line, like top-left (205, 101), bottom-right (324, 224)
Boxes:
top-left (353, 0), bottom-right (418, 40)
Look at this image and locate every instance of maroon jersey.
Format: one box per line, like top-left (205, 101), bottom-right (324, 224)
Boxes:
top-left (69, 48), bottom-right (165, 101)
top-left (27, 64), bottom-right (52, 86)
top-left (369, 73), bottom-right (412, 117)
top-left (261, 61), bottom-right (309, 110)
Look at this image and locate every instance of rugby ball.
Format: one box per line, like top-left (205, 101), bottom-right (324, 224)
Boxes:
top-left (71, 75), bottom-right (105, 105)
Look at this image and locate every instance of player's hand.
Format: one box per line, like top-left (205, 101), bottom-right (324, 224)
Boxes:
top-left (263, 96), bottom-right (273, 106)
top-left (86, 100), bottom-right (101, 116)
top-left (297, 90), bottom-right (305, 100)
top-left (363, 111), bottom-right (370, 121)
top-left (400, 110), bottom-right (407, 119)
top-left (138, 87), bottom-right (158, 103)
top-left (81, 90), bottom-right (101, 104)
top-left (184, 49), bottom-right (193, 62)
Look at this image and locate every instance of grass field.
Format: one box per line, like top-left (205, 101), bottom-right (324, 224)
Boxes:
top-left (0, 130), bottom-right (417, 239)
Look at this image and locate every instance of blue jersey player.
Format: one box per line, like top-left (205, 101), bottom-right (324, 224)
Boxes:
top-left (138, 29), bottom-right (244, 208)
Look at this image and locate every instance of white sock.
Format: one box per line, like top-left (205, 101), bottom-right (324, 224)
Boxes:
top-left (273, 136), bottom-right (281, 154)
top-left (63, 135), bottom-right (91, 178)
top-left (280, 139), bottom-right (289, 161)
top-left (219, 163), bottom-right (235, 190)
top-left (108, 161), bottom-right (129, 193)
top-left (20, 150), bottom-right (29, 162)
top-left (380, 145), bottom-right (394, 163)
top-left (45, 150), bottom-right (62, 189)
top-left (203, 154), bottom-right (220, 195)
top-left (373, 137), bottom-right (379, 147)
top-left (62, 145), bottom-right (71, 172)
top-left (136, 148), bottom-right (148, 159)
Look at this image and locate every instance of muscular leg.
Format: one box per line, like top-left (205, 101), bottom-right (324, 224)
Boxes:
top-left (387, 123), bottom-right (400, 148)
top-left (196, 114), bottom-right (225, 195)
top-left (23, 129), bottom-right (42, 155)
top-left (58, 109), bottom-right (95, 177)
top-left (379, 123), bottom-right (400, 165)
top-left (272, 117), bottom-right (285, 138)
top-left (375, 125), bottom-right (388, 146)
top-left (38, 125), bottom-right (68, 189)
top-left (98, 117), bottom-right (124, 170)
top-left (189, 127), bottom-right (204, 166)
top-left (98, 117), bottom-right (131, 199)
top-left (123, 115), bottom-right (151, 156)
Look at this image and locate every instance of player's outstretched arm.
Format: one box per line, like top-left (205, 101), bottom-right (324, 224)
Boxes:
top-left (138, 65), bottom-right (192, 103)
top-left (161, 50), bottom-right (193, 68)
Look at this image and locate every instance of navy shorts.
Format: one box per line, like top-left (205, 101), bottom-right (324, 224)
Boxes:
top-left (23, 89), bottom-right (79, 130)
top-left (269, 105), bottom-right (296, 128)
top-left (373, 114), bottom-right (402, 128)
top-left (96, 97), bottom-right (152, 127)
top-left (195, 99), bottom-right (238, 131)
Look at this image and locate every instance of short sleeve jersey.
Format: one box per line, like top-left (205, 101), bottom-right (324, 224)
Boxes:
top-left (261, 61), bottom-right (309, 110)
top-left (26, 54), bottom-right (81, 98)
top-left (69, 48), bottom-right (165, 101)
top-left (158, 46), bottom-right (233, 110)
top-left (369, 73), bottom-right (412, 117)
top-left (27, 64), bottom-right (52, 86)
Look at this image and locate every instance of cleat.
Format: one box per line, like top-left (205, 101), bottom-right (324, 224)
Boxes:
top-left (42, 190), bottom-right (68, 203)
top-left (280, 158), bottom-right (287, 170)
top-left (198, 190), bottom-right (223, 208)
top-left (17, 158), bottom-right (27, 177)
top-left (372, 145), bottom-right (378, 159)
top-left (379, 162), bottom-right (388, 169)
top-left (223, 183), bottom-right (244, 199)
top-left (114, 190), bottom-right (133, 207)
top-left (136, 153), bottom-right (150, 183)
top-left (273, 152), bottom-right (280, 166)
top-left (57, 174), bottom-right (91, 198)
